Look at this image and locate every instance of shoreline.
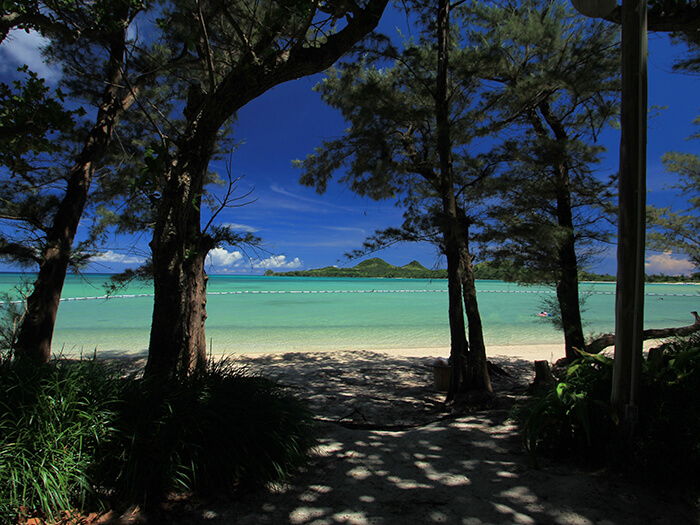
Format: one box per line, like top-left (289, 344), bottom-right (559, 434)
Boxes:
top-left (234, 343), bottom-right (568, 362)
top-left (59, 339), bottom-right (672, 364)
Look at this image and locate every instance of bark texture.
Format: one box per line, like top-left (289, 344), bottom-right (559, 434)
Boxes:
top-left (14, 17), bottom-right (136, 364)
top-left (146, 0), bottom-right (389, 380)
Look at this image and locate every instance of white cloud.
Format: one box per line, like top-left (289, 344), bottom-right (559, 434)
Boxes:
top-left (92, 251), bottom-right (145, 265)
top-left (207, 247), bottom-right (244, 267)
top-left (222, 222), bottom-right (259, 233)
top-left (252, 255), bottom-right (303, 270)
top-left (1, 30), bottom-right (58, 80)
top-left (645, 251), bottom-right (695, 276)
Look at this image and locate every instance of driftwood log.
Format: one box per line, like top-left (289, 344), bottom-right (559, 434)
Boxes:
top-left (584, 311), bottom-right (700, 354)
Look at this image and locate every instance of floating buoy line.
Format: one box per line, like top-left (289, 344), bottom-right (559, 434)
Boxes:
top-left (1, 288), bottom-right (696, 305)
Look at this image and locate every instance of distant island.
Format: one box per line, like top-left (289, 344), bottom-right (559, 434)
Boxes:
top-left (265, 257), bottom-right (699, 282)
top-left (264, 258), bottom-right (447, 279)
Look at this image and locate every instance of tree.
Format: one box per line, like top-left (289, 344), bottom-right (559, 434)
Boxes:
top-left (460, 0), bottom-right (619, 360)
top-left (647, 144), bottom-right (700, 270)
top-left (0, 0), bottom-right (155, 364)
top-left (297, 0), bottom-right (496, 395)
top-left (140, 0), bottom-right (390, 381)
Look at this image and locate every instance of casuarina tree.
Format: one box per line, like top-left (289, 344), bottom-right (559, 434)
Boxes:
top-left (140, 0), bottom-right (390, 382)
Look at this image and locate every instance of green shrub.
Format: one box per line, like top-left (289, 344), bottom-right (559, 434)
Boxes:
top-left (99, 358), bottom-right (316, 508)
top-left (634, 334), bottom-right (700, 485)
top-left (0, 356), bottom-right (316, 520)
top-left (522, 351), bottom-right (619, 465)
top-left (0, 358), bottom-right (122, 523)
top-left (521, 335), bottom-right (700, 489)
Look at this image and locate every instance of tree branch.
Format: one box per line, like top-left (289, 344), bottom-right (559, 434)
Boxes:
top-left (585, 311), bottom-right (700, 354)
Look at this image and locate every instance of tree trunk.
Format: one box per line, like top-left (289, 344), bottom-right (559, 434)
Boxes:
top-left (435, 0), bottom-right (471, 401)
top-left (611, 0), bottom-right (648, 425)
top-left (554, 177), bottom-right (586, 361)
top-left (444, 229), bottom-right (469, 401)
top-left (584, 311), bottom-right (700, 354)
top-left (460, 243), bottom-right (492, 392)
top-left (14, 29), bottom-right (134, 365)
top-left (145, 112), bottom-right (215, 381)
top-left (535, 102), bottom-right (586, 361)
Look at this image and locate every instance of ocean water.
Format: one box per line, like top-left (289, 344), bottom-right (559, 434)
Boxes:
top-left (0, 273), bottom-right (698, 358)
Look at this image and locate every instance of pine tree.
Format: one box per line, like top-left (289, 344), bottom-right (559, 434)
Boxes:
top-left (0, 0), bottom-right (156, 364)
top-left (138, 0), bottom-right (390, 381)
top-left (461, 0), bottom-right (619, 360)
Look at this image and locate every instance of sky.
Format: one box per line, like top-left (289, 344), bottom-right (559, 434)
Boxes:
top-left (1, 6), bottom-right (699, 276)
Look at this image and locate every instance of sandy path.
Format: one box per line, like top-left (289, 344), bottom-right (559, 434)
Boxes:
top-left (154, 345), bottom-right (699, 525)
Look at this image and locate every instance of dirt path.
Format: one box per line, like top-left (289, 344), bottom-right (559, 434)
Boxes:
top-left (152, 350), bottom-right (699, 525)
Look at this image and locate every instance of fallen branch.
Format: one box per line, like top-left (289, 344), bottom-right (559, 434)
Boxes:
top-left (584, 311), bottom-right (700, 354)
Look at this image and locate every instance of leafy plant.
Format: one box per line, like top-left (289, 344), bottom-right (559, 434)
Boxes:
top-left (0, 356), bottom-right (316, 520)
top-left (522, 351), bottom-right (619, 465)
top-left (634, 334), bottom-right (700, 485)
top-left (0, 358), bottom-right (122, 523)
top-left (521, 334), bottom-right (700, 490)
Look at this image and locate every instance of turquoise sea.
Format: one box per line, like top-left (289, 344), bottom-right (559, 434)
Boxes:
top-left (1, 273), bottom-right (698, 358)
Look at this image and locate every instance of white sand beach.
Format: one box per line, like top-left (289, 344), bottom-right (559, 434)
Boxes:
top-left (141, 341), bottom-right (699, 525)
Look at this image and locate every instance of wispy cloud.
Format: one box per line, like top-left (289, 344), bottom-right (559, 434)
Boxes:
top-left (322, 226), bottom-right (366, 234)
top-left (0, 30), bottom-right (58, 81)
top-left (221, 222), bottom-right (260, 233)
top-left (92, 251), bottom-right (145, 265)
top-left (646, 251), bottom-right (695, 276)
top-left (268, 184), bottom-right (355, 213)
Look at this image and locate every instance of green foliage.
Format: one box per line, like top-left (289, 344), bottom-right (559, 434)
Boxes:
top-left (0, 66), bottom-right (83, 177)
top-left (521, 335), bottom-right (700, 487)
top-left (647, 119), bottom-right (700, 270)
top-left (98, 358), bottom-right (315, 507)
top-left (0, 357), bottom-right (316, 519)
top-left (522, 351), bottom-right (619, 466)
top-left (634, 334), bottom-right (700, 485)
top-left (0, 285), bottom-right (28, 358)
top-left (0, 358), bottom-right (121, 523)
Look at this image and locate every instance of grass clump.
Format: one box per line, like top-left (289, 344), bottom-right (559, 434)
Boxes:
top-left (103, 358), bottom-right (316, 508)
top-left (0, 358), bottom-right (121, 523)
top-left (519, 334), bottom-right (700, 488)
top-left (0, 356), bottom-right (316, 522)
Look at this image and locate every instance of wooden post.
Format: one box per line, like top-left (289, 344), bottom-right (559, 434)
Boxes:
top-left (611, 0), bottom-right (648, 430)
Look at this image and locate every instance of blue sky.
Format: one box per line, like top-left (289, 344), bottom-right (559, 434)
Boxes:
top-left (1, 7), bottom-right (699, 276)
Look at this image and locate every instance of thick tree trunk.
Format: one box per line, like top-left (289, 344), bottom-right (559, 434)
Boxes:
top-left (145, 114), bottom-right (215, 381)
top-left (611, 0), bottom-right (647, 423)
top-left (14, 30), bottom-right (134, 365)
top-left (146, 239), bottom-right (210, 381)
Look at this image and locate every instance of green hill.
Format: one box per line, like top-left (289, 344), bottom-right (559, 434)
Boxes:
top-left (264, 258), bottom-right (446, 279)
top-left (402, 260), bottom-right (428, 271)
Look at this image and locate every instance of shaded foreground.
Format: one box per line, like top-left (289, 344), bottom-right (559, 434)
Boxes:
top-left (157, 350), bottom-right (698, 525)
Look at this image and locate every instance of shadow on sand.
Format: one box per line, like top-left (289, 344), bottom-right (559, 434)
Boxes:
top-left (154, 350), bottom-right (699, 525)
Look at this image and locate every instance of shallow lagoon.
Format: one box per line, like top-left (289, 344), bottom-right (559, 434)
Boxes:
top-left (1, 273), bottom-right (697, 357)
